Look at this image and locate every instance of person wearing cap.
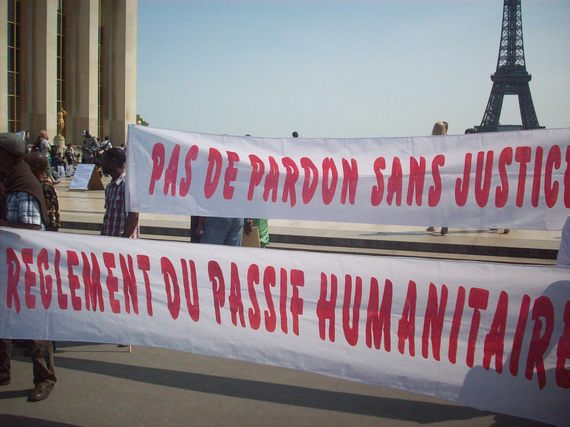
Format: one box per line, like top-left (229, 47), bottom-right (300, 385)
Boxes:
top-left (0, 132), bottom-right (57, 402)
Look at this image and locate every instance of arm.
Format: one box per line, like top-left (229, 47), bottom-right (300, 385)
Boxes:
top-left (122, 212), bottom-right (139, 238)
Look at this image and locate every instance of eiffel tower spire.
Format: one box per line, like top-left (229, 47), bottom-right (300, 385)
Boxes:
top-left (475, 0), bottom-right (543, 132)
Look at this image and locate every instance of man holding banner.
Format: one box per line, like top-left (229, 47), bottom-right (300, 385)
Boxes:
top-left (101, 148), bottom-right (139, 238)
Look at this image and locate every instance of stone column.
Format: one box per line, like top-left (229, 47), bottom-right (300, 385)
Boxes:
top-left (104, 0), bottom-right (137, 146)
top-left (66, 0), bottom-right (99, 146)
top-left (23, 0), bottom-right (58, 141)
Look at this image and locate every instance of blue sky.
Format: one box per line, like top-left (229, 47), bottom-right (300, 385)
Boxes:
top-left (137, 0), bottom-right (570, 138)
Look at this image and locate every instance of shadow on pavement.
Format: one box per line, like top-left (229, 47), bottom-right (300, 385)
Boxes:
top-left (52, 356), bottom-right (494, 424)
top-left (0, 414), bottom-right (79, 427)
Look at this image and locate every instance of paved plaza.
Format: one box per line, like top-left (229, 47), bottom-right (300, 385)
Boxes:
top-left (0, 342), bottom-right (550, 427)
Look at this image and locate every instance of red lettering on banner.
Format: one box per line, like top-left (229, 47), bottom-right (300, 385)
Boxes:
top-left (229, 262), bottom-right (246, 327)
top-left (398, 280), bottom-right (416, 356)
top-left (290, 269), bottom-right (304, 336)
top-left (120, 254), bottom-right (139, 315)
top-left (179, 145), bottom-right (199, 197)
top-left (301, 157), bottom-right (319, 204)
top-left (223, 151), bottom-right (239, 200)
top-left (81, 252), bottom-right (104, 312)
top-left (279, 268), bottom-right (288, 333)
top-left (22, 248), bottom-right (36, 309)
top-left (515, 146), bottom-right (532, 207)
top-left (387, 157), bottom-right (403, 206)
top-left (422, 283), bottom-right (448, 361)
top-left (544, 145), bottom-right (561, 208)
top-left (565, 145), bottom-right (570, 207)
top-left (263, 156), bottom-right (279, 202)
top-left (526, 296), bottom-right (554, 389)
top-left (282, 157), bottom-right (299, 207)
top-left (148, 143), bottom-right (165, 195)
top-left (475, 151), bottom-right (494, 207)
top-left (137, 255), bottom-right (153, 316)
top-left (342, 274), bottom-right (362, 346)
top-left (181, 259), bottom-right (199, 321)
top-left (531, 146), bottom-right (544, 207)
top-left (208, 261), bottom-right (225, 324)
top-left (371, 157), bottom-right (386, 206)
top-left (341, 158), bottom-right (358, 205)
top-left (66, 250), bottom-right (82, 311)
top-left (509, 294), bottom-right (531, 376)
top-left (55, 249), bottom-right (67, 309)
top-left (428, 154), bottom-right (445, 207)
top-left (455, 153), bottom-right (472, 207)
top-left (247, 154), bottom-right (265, 201)
top-left (317, 273), bottom-right (337, 342)
top-left (407, 156), bottom-right (426, 206)
top-left (263, 266), bottom-right (277, 332)
top-left (204, 148), bottom-right (222, 199)
top-left (103, 252), bottom-right (121, 314)
top-left (556, 301), bottom-right (570, 388)
top-left (495, 147), bottom-right (512, 208)
top-left (247, 264), bottom-right (261, 330)
top-left (366, 278), bottom-right (392, 351)
top-left (448, 286), bottom-right (466, 364)
top-left (163, 144), bottom-right (181, 196)
top-left (161, 257), bottom-right (181, 320)
top-left (322, 158), bottom-right (338, 205)
top-left (6, 248), bottom-right (21, 313)
top-left (37, 249), bottom-right (52, 309)
top-left (483, 291), bottom-right (508, 373)
top-left (466, 287), bottom-right (489, 367)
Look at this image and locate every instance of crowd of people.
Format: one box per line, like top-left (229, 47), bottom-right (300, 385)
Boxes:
top-left (1, 125), bottom-right (569, 404)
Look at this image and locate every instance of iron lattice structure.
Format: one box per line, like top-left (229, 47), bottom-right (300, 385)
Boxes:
top-left (476, 0), bottom-right (543, 132)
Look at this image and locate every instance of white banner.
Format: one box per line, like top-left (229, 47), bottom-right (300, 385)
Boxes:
top-left (127, 126), bottom-right (570, 230)
top-left (1, 228), bottom-right (569, 425)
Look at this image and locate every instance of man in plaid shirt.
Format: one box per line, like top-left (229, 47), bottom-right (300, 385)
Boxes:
top-left (0, 133), bottom-right (56, 403)
top-left (101, 147), bottom-right (139, 238)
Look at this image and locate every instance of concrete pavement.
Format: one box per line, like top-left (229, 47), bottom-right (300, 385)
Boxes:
top-left (0, 342), bottom-right (550, 427)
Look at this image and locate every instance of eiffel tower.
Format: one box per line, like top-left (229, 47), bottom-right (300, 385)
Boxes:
top-left (475, 0), bottom-right (543, 133)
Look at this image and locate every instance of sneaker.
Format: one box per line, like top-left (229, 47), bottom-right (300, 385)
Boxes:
top-left (28, 382), bottom-right (54, 402)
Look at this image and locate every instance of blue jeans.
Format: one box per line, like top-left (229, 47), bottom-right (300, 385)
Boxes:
top-left (202, 217), bottom-right (243, 246)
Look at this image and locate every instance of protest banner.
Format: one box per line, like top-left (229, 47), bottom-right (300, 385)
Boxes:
top-left (127, 126), bottom-right (570, 230)
top-left (1, 227), bottom-right (568, 425)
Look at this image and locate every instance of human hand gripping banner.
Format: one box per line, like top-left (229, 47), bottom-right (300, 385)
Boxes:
top-left (127, 126), bottom-right (570, 230)
top-left (1, 228), bottom-right (569, 425)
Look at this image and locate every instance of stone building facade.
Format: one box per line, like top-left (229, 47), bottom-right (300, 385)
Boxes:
top-left (0, 0), bottom-right (137, 146)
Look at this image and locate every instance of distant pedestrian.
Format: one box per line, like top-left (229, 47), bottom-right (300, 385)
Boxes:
top-left (24, 152), bottom-right (61, 231)
top-left (557, 216), bottom-right (570, 266)
top-left (427, 121), bottom-right (448, 236)
top-left (0, 132), bottom-right (56, 402)
top-left (101, 147), bottom-right (139, 238)
top-left (34, 130), bottom-right (58, 184)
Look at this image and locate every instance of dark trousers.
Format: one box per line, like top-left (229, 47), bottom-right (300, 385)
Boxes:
top-left (0, 339), bottom-right (57, 385)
